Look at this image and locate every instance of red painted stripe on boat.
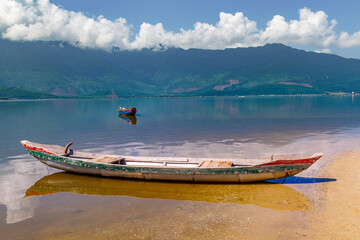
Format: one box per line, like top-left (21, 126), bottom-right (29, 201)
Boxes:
top-left (23, 144), bottom-right (56, 156)
top-left (258, 156), bottom-right (320, 166)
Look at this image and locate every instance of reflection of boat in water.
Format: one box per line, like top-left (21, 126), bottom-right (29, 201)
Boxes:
top-left (118, 106), bottom-right (136, 116)
top-left (25, 172), bottom-right (310, 211)
top-left (118, 115), bottom-right (137, 125)
top-left (21, 140), bottom-right (323, 183)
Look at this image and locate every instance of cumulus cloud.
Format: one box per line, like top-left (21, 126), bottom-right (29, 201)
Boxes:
top-left (128, 12), bottom-right (259, 50)
top-left (0, 0), bottom-right (130, 50)
top-left (338, 31), bottom-right (360, 48)
top-left (260, 8), bottom-right (337, 48)
top-left (0, 0), bottom-right (359, 51)
top-left (315, 48), bottom-right (332, 54)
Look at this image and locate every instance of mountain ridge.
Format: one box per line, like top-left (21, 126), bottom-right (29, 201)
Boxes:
top-left (1, 39), bottom-right (360, 98)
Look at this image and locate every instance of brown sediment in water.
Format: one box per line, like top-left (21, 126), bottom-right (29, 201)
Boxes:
top-left (25, 172), bottom-right (310, 211)
top-left (2, 174), bottom-right (311, 240)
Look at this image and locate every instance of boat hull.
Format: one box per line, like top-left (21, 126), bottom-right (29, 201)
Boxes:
top-left (118, 107), bottom-right (136, 116)
top-left (28, 148), bottom-right (316, 183)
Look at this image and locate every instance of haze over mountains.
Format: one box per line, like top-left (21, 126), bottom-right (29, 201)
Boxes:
top-left (1, 39), bottom-right (360, 99)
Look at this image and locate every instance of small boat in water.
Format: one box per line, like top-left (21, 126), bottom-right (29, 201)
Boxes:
top-left (118, 106), bottom-right (136, 116)
top-left (21, 140), bottom-right (323, 183)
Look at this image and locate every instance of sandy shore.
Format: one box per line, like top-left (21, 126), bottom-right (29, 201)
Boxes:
top-left (300, 150), bottom-right (360, 239)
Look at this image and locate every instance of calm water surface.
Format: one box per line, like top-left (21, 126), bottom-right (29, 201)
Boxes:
top-left (1, 96), bottom-right (360, 238)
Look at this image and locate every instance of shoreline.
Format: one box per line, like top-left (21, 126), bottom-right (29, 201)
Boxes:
top-left (0, 92), bottom-right (357, 102)
top-left (290, 149), bottom-right (360, 239)
top-left (310, 149), bottom-right (360, 238)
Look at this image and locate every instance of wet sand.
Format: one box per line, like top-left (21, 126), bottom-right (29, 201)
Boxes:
top-left (1, 150), bottom-right (360, 239)
top-left (300, 150), bottom-right (360, 239)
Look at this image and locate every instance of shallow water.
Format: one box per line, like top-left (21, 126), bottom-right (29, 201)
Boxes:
top-left (1, 96), bottom-right (360, 238)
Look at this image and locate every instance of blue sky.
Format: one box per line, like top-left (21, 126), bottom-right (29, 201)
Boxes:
top-left (2, 0), bottom-right (360, 58)
top-left (51, 0), bottom-right (360, 34)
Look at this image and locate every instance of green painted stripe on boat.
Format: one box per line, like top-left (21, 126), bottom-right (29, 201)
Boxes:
top-left (27, 149), bottom-right (308, 175)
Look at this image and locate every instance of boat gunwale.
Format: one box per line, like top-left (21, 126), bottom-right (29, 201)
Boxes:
top-left (20, 140), bottom-right (323, 165)
top-left (21, 140), bottom-right (323, 173)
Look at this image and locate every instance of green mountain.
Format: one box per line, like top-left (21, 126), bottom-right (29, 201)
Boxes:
top-left (0, 86), bottom-right (56, 100)
top-left (110, 45), bottom-right (360, 95)
top-left (1, 38), bottom-right (360, 98)
top-left (0, 40), bottom-right (154, 97)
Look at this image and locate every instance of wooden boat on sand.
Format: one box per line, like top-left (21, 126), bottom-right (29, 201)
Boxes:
top-left (118, 106), bottom-right (136, 116)
top-left (21, 140), bottom-right (323, 183)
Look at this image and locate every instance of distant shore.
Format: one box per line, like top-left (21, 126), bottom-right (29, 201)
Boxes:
top-left (0, 92), bottom-right (357, 101)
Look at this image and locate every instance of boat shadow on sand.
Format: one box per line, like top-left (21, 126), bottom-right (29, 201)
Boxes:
top-left (267, 176), bottom-right (337, 184)
top-left (24, 172), bottom-right (325, 211)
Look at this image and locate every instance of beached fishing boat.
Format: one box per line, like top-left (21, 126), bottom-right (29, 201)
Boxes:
top-left (20, 140), bottom-right (323, 183)
top-left (118, 106), bottom-right (136, 116)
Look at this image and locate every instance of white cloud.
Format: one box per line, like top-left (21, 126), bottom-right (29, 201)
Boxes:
top-left (129, 22), bottom-right (174, 49)
top-left (315, 48), bottom-right (332, 54)
top-left (259, 8), bottom-right (337, 48)
top-left (338, 31), bottom-right (360, 48)
top-left (0, 0), bottom-right (130, 50)
top-left (173, 12), bottom-right (258, 49)
top-left (129, 12), bottom-right (258, 50)
top-left (0, 0), bottom-right (358, 51)
top-left (0, 0), bottom-right (36, 29)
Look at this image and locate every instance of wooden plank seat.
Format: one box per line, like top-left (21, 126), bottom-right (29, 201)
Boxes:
top-left (199, 160), bottom-right (233, 168)
top-left (91, 156), bottom-right (125, 164)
